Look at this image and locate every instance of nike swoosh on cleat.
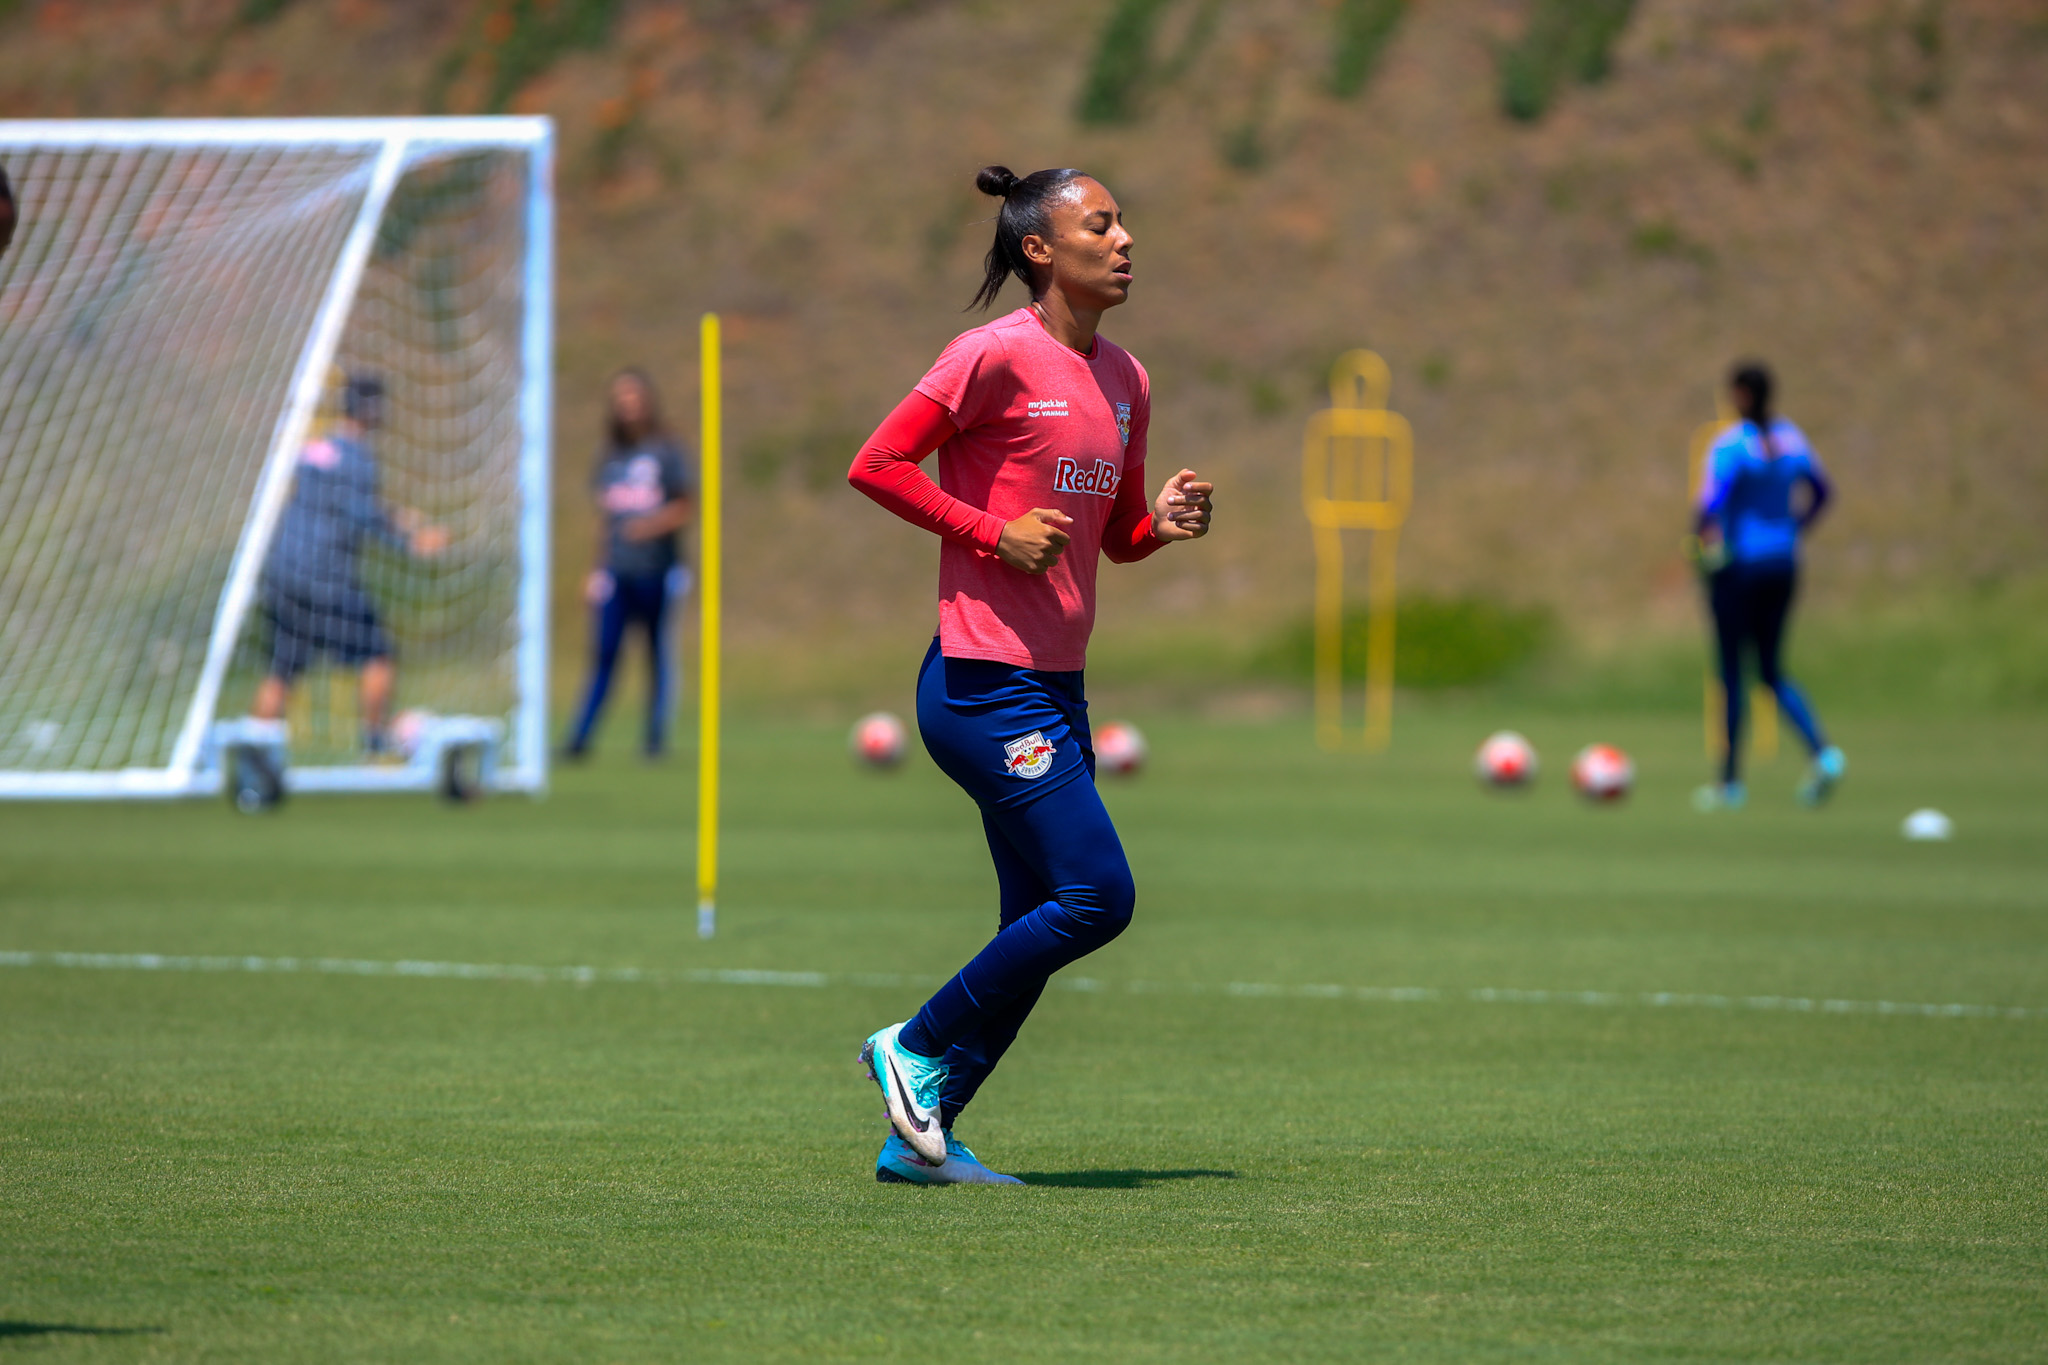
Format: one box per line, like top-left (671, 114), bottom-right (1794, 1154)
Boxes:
top-left (885, 1052), bottom-right (931, 1132)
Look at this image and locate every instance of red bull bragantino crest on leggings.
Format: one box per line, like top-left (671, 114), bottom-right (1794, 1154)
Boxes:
top-left (914, 308), bottom-right (1159, 672)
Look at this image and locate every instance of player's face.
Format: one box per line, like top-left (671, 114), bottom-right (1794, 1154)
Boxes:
top-left (1026, 178), bottom-right (1134, 312)
top-left (611, 375), bottom-right (650, 431)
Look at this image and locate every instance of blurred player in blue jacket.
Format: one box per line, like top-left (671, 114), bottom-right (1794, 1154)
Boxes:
top-left (1694, 361), bottom-right (1845, 810)
top-left (252, 375), bottom-right (446, 752)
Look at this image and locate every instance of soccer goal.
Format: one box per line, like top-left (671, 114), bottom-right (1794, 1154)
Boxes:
top-left (0, 118), bottom-right (552, 800)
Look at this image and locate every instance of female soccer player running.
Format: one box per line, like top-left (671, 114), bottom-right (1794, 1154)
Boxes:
top-left (1694, 361), bottom-right (1845, 811)
top-left (846, 166), bottom-right (1212, 1184)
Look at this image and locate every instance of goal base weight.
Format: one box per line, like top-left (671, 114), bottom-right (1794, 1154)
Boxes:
top-left (199, 714), bottom-right (505, 807)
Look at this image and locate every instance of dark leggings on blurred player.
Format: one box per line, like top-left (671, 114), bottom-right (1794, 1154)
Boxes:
top-left (567, 571), bottom-right (673, 756)
top-left (1709, 563), bottom-right (1827, 784)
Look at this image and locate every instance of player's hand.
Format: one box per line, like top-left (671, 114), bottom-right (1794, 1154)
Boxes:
top-left (1694, 525), bottom-right (1728, 573)
top-left (997, 508), bottom-right (1072, 575)
top-left (624, 507), bottom-right (690, 542)
top-left (411, 525), bottom-right (449, 557)
top-left (585, 569), bottom-right (614, 605)
top-left (1152, 469), bottom-right (1213, 542)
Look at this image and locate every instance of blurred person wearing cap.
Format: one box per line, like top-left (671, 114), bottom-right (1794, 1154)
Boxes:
top-left (252, 374), bottom-right (447, 754)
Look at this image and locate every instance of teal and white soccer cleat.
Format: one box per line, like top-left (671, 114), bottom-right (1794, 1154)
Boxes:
top-left (937, 1131), bottom-right (1024, 1184)
top-left (875, 1131), bottom-right (1025, 1185)
top-left (1798, 746), bottom-right (1846, 807)
top-left (859, 1022), bottom-right (948, 1164)
top-left (1692, 780), bottom-right (1747, 812)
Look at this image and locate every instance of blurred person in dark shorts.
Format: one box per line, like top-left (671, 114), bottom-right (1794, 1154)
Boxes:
top-left (253, 374), bottom-right (446, 752)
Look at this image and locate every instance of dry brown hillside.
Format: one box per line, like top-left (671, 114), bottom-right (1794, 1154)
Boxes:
top-left (3, 0), bottom-right (2044, 696)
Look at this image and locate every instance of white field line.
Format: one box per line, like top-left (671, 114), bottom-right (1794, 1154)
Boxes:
top-left (2, 950), bottom-right (2041, 1022)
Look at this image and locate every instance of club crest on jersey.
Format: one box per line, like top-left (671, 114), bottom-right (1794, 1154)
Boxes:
top-left (1003, 730), bottom-right (1056, 780)
top-left (1115, 402), bottom-right (1132, 447)
top-left (1053, 457), bottom-right (1121, 498)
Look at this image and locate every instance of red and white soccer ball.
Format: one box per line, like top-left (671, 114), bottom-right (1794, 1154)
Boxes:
top-left (1570, 743), bottom-right (1635, 802)
top-left (849, 711), bottom-right (908, 769)
top-left (1094, 720), bottom-right (1147, 777)
top-left (1474, 730), bottom-right (1538, 789)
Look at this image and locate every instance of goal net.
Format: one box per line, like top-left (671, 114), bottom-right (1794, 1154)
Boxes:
top-left (0, 119), bottom-right (552, 798)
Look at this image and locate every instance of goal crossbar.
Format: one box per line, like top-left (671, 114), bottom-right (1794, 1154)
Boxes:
top-left (0, 118), bottom-right (551, 147)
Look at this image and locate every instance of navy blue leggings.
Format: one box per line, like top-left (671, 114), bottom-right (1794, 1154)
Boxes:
top-left (568, 572), bottom-right (673, 754)
top-left (898, 643), bottom-right (1136, 1128)
top-left (1709, 563), bottom-right (1825, 783)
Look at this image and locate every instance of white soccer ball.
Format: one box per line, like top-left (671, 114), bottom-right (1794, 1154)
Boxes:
top-left (1095, 720), bottom-right (1147, 777)
top-left (390, 707), bottom-right (437, 760)
top-left (1570, 743), bottom-right (1634, 802)
top-left (849, 711), bottom-right (907, 769)
top-left (1474, 730), bottom-right (1538, 788)
top-left (1902, 808), bottom-right (1953, 842)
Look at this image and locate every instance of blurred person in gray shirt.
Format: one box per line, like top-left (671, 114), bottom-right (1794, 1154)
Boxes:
top-left (563, 368), bottom-right (693, 760)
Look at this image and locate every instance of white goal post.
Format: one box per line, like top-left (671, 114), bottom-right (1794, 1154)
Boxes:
top-left (0, 118), bottom-right (552, 799)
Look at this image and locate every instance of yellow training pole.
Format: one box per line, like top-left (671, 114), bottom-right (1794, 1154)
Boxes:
top-left (1311, 524), bottom-right (1346, 750)
top-left (1690, 412), bottom-right (1721, 760)
top-left (1363, 524), bottom-right (1401, 752)
top-left (1704, 680), bottom-right (1780, 763)
top-left (696, 314), bottom-right (722, 940)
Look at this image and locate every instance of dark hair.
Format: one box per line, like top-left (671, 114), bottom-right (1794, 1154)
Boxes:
top-left (0, 163), bottom-right (15, 256)
top-left (605, 367), bottom-right (666, 450)
top-left (1729, 360), bottom-right (1774, 429)
top-left (969, 165), bottom-right (1089, 311)
top-left (341, 372), bottom-right (384, 421)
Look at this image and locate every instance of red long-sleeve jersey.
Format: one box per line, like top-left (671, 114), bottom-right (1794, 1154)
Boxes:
top-left (847, 308), bottom-right (1162, 671)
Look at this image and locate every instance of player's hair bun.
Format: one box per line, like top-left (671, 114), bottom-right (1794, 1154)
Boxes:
top-left (976, 165), bottom-right (1021, 199)
top-left (966, 165), bottom-right (1090, 311)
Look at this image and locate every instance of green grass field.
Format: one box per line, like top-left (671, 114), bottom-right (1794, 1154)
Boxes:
top-left (4, 701), bottom-right (2045, 1361)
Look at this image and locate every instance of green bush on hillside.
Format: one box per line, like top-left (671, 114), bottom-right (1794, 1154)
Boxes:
top-left (1077, 0), bottom-right (1177, 126)
top-left (1498, 0), bottom-right (1638, 123)
top-left (1331, 0), bottom-right (1409, 98)
top-left (427, 0), bottom-right (620, 115)
top-left (1261, 595), bottom-right (1557, 689)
